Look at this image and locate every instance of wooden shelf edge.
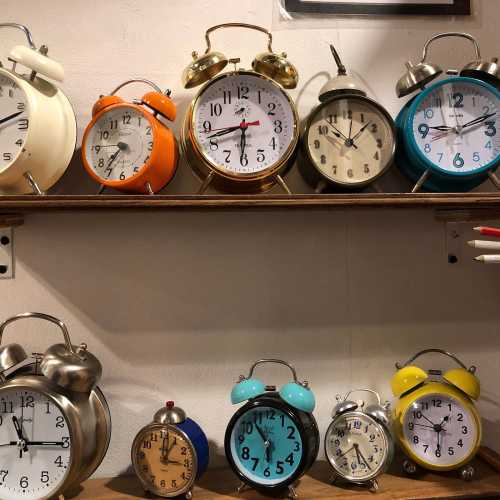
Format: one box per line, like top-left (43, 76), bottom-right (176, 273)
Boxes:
top-left (72, 459), bottom-right (500, 499)
top-left (2, 193), bottom-right (500, 212)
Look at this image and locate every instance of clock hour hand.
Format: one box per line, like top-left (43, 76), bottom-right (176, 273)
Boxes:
top-left (207, 120), bottom-right (260, 139)
top-left (0, 110), bottom-right (23, 126)
top-left (255, 423), bottom-right (271, 462)
top-left (461, 112), bottom-right (496, 130)
top-left (27, 441), bottom-right (64, 446)
top-left (107, 149), bottom-right (121, 168)
top-left (354, 444), bottom-right (372, 471)
top-left (428, 125), bottom-right (454, 132)
top-left (12, 416), bottom-right (28, 455)
top-left (240, 123), bottom-right (247, 162)
top-left (351, 121), bottom-right (372, 143)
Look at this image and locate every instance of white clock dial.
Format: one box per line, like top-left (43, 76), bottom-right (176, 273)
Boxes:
top-left (306, 97), bottom-right (395, 185)
top-left (0, 73), bottom-right (29, 172)
top-left (403, 394), bottom-right (478, 467)
top-left (325, 412), bottom-right (388, 481)
top-left (0, 389), bottom-right (71, 500)
top-left (192, 72), bottom-right (297, 175)
top-left (412, 80), bottom-right (499, 173)
top-left (85, 106), bottom-right (153, 181)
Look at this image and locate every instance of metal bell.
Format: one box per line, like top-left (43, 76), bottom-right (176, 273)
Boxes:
top-left (332, 398), bottom-right (358, 417)
top-left (461, 57), bottom-right (499, 87)
top-left (365, 403), bottom-right (391, 427)
top-left (154, 401), bottom-right (187, 425)
top-left (231, 376), bottom-right (266, 404)
top-left (0, 343), bottom-right (28, 374)
top-left (182, 50), bottom-right (228, 89)
top-left (252, 51), bottom-right (298, 89)
top-left (319, 45), bottom-right (367, 102)
top-left (41, 341), bottom-right (102, 393)
top-left (279, 381), bottom-right (315, 413)
top-left (396, 60), bottom-right (443, 98)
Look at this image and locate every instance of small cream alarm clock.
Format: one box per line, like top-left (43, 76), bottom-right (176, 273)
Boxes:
top-left (0, 24), bottom-right (76, 194)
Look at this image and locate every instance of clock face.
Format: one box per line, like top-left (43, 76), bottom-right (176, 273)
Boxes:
top-left (411, 79), bottom-right (499, 175)
top-left (325, 412), bottom-right (388, 481)
top-left (228, 405), bottom-right (303, 487)
top-left (192, 72), bottom-right (297, 176)
top-left (403, 393), bottom-right (479, 467)
top-left (0, 389), bottom-right (71, 500)
top-left (0, 72), bottom-right (29, 173)
top-left (84, 105), bottom-right (153, 182)
top-left (305, 96), bottom-right (395, 186)
top-left (133, 425), bottom-right (195, 496)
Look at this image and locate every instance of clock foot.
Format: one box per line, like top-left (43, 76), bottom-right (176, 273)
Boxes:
top-left (236, 481), bottom-right (249, 494)
top-left (403, 459), bottom-right (418, 475)
top-left (411, 169), bottom-right (430, 193)
top-left (145, 182), bottom-right (154, 195)
top-left (314, 180), bottom-right (328, 194)
top-left (97, 184), bottom-right (106, 195)
top-left (488, 171), bottom-right (500, 190)
top-left (185, 488), bottom-right (193, 499)
top-left (276, 174), bottom-right (292, 194)
top-left (368, 478), bottom-right (379, 493)
top-left (198, 171), bottom-right (215, 194)
top-left (287, 484), bottom-right (298, 499)
top-left (460, 464), bottom-right (475, 481)
top-left (24, 171), bottom-right (45, 195)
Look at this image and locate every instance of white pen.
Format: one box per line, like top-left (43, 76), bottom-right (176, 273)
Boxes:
top-left (474, 255), bottom-right (500, 264)
top-left (468, 240), bottom-right (500, 250)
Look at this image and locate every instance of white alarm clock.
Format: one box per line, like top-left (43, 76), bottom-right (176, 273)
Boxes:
top-left (0, 23), bottom-right (76, 194)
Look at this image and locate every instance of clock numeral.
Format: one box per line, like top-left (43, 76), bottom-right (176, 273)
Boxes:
top-left (333, 165), bottom-right (337, 175)
top-left (473, 152), bottom-right (480, 162)
top-left (119, 171), bottom-right (126, 180)
top-left (294, 441), bottom-right (300, 452)
top-left (373, 151), bottom-right (380, 161)
top-left (457, 413), bottom-right (463, 422)
top-left (244, 422), bottom-right (253, 434)
top-left (55, 455), bottom-right (64, 468)
top-left (251, 457), bottom-right (259, 471)
top-left (371, 123), bottom-right (378, 133)
top-left (92, 145), bottom-right (101, 154)
top-left (369, 434), bottom-right (376, 442)
top-left (285, 452), bottom-right (294, 466)
top-left (263, 467), bottom-right (271, 477)
top-left (146, 126), bottom-right (152, 136)
top-left (181, 446), bottom-right (187, 455)
top-left (314, 139), bottom-right (320, 149)
top-left (326, 114), bottom-right (337, 125)
top-left (56, 416), bottom-right (65, 428)
top-left (462, 426), bottom-right (468, 435)
top-left (424, 144), bottom-right (431, 153)
top-left (413, 435), bottom-right (419, 444)
top-left (253, 412), bottom-right (263, 425)
top-left (432, 399), bottom-right (442, 407)
top-left (0, 470), bottom-right (7, 483)
top-left (17, 118), bottom-right (29, 130)
top-left (267, 102), bottom-right (276, 116)
top-left (19, 476), bottom-right (28, 488)
top-left (143, 441), bottom-right (151, 449)
top-left (17, 102), bottom-right (25, 111)
top-left (122, 114), bottom-right (131, 125)
top-left (424, 108), bottom-right (434, 119)
top-left (240, 153), bottom-right (248, 167)
top-left (435, 449), bottom-right (441, 458)
top-left (423, 444), bottom-right (429, 453)
top-left (269, 137), bottom-right (277, 150)
top-left (320, 155), bottom-right (326, 165)
top-left (3, 153), bottom-right (12, 161)
top-left (237, 86), bottom-right (249, 100)
top-left (62, 437), bottom-right (70, 449)
top-left (286, 426), bottom-right (296, 440)
top-left (148, 141), bottom-right (153, 151)
top-left (364, 164), bottom-right (370, 174)
top-left (360, 113), bottom-right (365, 123)
top-left (280, 414), bottom-right (285, 427)
top-left (21, 395), bottom-right (34, 408)
top-left (485, 121), bottom-right (496, 137)
top-left (266, 410), bottom-right (276, 420)
top-left (1, 401), bottom-right (13, 414)
top-left (418, 123), bottom-right (429, 139)
top-left (449, 92), bottom-right (464, 108)
top-left (458, 439), bottom-right (464, 448)
top-left (223, 90), bottom-right (232, 105)
top-left (99, 131), bottom-right (109, 141)
top-left (203, 121), bottom-right (212, 133)
top-left (274, 120), bottom-right (283, 134)
top-left (241, 447), bottom-right (250, 460)
top-left (412, 411), bottom-right (423, 419)
top-left (105, 167), bottom-right (113, 177)
top-left (209, 139), bottom-right (218, 151)
top-left (256, 149), bottom-right (265, 163)
top-left (376, 139), bottom-right (383, 149)
top-left (109, 119), bottom-right (118, 129)
top-left (159, 479), bottom-right (165, 487)
top-left (223, 150), bottom-right (231, 163)
top-left (41, 471), bottom-right (49, 484)
top-left (171, 479), bottom-right (177, 488)
top-left (276, 461), bottom-right (284, 475)
top-left (210, 103), bottom-right (222, 117)
top-left (448, 447), bottom-right (455, 456)
top-left (15, 139), bottom-right (23, 147)
top-left (318, 125), bottom-right (328, 135)
top-left (453, 152), bottom-right (464, 168)
top-left (342, 110), bottom-right (352, 120)
top-left (150, 433), bottom-right (158, 442)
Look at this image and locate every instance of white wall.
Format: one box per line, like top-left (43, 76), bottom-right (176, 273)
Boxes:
top-left (1, 0), bottom-right (500, 478)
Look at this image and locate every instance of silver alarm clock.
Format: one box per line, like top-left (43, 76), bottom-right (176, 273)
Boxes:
top-left (324, 389), bottom-right (394, 492)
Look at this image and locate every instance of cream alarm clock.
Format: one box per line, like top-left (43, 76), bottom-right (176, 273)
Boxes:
top-left (0, 23), bottom-right (76, 194)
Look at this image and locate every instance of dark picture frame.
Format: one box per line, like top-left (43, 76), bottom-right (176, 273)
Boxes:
top-left (284, 0), bottom-right (471, 16)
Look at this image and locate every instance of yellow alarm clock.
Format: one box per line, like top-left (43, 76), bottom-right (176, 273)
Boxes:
top-left (391, 349), bottom-right (481, 480)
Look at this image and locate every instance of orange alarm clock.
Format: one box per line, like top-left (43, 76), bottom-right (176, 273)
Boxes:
top-left (82, 79), bottom-right (178, 194)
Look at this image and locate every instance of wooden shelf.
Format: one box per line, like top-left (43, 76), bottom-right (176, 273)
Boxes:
top-left (71, 459), bottom-right (500, 499)
top-left (1, 193), bottom-right (500, 213)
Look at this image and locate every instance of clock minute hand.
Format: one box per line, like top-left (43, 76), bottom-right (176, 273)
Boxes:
top-left (27, 441), bottom-right (64, 446)
top-left (0, 111), bottom-right (23, 126)
top-left (355, 444), bottom-right (372, 471)
top-left (461, 112), bottom-right (496, 129)
top-left (351, 121), bottom-right (372, 143)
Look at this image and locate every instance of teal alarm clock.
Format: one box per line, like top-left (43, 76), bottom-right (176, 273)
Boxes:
top-left (224, 359), bottom-right (319, 499)
top-left (395, 32), bottom-right (499, 192)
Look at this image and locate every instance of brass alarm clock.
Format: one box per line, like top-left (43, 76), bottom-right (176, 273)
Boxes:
top-left (181, 23), bottom-right (299, 194)
top-left (0, 312), bottom-right (111, 499)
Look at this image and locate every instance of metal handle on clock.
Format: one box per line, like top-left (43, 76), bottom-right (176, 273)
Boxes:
top-left (0, 312), bottom-right (77, 355)
top-left (421, 32), bottom-right (481, 63)
top-left (0, 23), bottom-right (36, 50)
top-left (246, 358), bottom-right (301, 383)
top-left (396, 348), bottom-right (476, 373)
top-left (204, 23), bottom-right (273, 55)
top-left (342, 388), bottom-right (381, 406)
top-left (110, 78), bottom-right (168, 97)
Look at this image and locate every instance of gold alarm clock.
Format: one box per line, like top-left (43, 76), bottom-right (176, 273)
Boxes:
top-left (181, 23), bottom-right (299, 194)
top-left (391, 349), bottom-right (481, 480)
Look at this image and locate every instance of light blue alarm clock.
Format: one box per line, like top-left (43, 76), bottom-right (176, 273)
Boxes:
top-left (224, 359), bottom-right (319, 499)
top-left (395, 32), bottom-right (499, 192)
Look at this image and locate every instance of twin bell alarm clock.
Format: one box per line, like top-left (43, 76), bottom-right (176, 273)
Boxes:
top-left (224, 359), bottom-right (319, 499)
top-left (300, 44), bottom-right (396, 192)
top-left (0, 23), bottom-right (76, 194)
top-left (395, 32), bottom-right (499, 192)
top-left (391, 349), bottom-right (481, 480)
top-left (0, 312), bottom-right (111, 499)
top-left (82, 79), bottom-right (178, 194)
top-left (181, 23), bottom-right (299, 194)
top-left (131, 401), bottom-right (209, 499)
top-left (324, 389), bottom-right (394, 492)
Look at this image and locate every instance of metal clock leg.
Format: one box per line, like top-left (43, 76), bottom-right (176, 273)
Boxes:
top-left (287, 484), bottom-right (298, 499)
top-left (488, 171), bottom-right (500, 190)
top-left (411, 169), bottom-right (430, 193)
top-left (402, 458), bottom-right (418, 475)
top-left (185, 488), bottom-right (193, 499)
top-left (460, 464), bottom-right (475, 481)
top-left (314, 179), bottom-right (328, 194)
top-left (145, 182), bottom-right (154, 195)
top-left (97, 184), bottom-right (106, 195)
top-left (276, 174), bottom-right (292, 194)
top-left (197, 171), bottom-right (215, 194)
top-left (368, 478), bottom-right (379, 493)
top-left (24, 171), bottom-right (45, 195)
top-left (236, 481), bottom-right (249, 494)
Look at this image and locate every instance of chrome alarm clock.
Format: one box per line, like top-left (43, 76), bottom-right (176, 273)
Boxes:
top-left (224, 359), bottom-right (319, 499)
top-left (395, 32), bottom-right (499, 192)
top-left (324, 389), bottom-right (394, 493)
top-left (0, 312), bottom-right (111, 500)
top-left (391, 349), bottom-right (481, 480)
top-left (181, 23), bottom-right (299, 194)
top-left (300, 45), bottom-right (396, 192)
top-left (0, 24), bottom-right (76, 195)
top-left (132, 401), bottom-right (209, 499)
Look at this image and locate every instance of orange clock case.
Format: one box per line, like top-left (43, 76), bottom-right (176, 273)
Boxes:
top-left (82, 97), bottom-right (178, 194)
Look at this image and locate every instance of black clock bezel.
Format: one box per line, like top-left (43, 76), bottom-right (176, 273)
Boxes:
top-left (300, 93), bottom-right (397, 189)
top-left (224, 392), bottom-right (319, 493)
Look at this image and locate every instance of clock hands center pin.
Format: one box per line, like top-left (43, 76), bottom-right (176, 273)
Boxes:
top-left (255, 423), bottom-right (271, 463)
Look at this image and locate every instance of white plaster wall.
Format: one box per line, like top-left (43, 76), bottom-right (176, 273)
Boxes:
top-left (0, 0), bottom-right (499, 479)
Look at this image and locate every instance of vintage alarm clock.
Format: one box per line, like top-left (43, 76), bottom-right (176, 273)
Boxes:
top-left (395, 32), bottom-right (499, 192)
top-left (181, 23), bottom-right (299, 194)
top-left (0, 312), bottom-right (111, 499)
top-left (82, 79), bottom-right (178, 194)
top-left (324, 389), bottom-right (394, 492)
top-left (0, 23), bottom-right (76, 195)
top-left (299, 45), bottom-right (396, 193)
top-left (224, 359), bottom-right (319, 499)
top-left (391, 349), bottom-right (481, 480)
top-left (131, 401), bottom-right (209, 499)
